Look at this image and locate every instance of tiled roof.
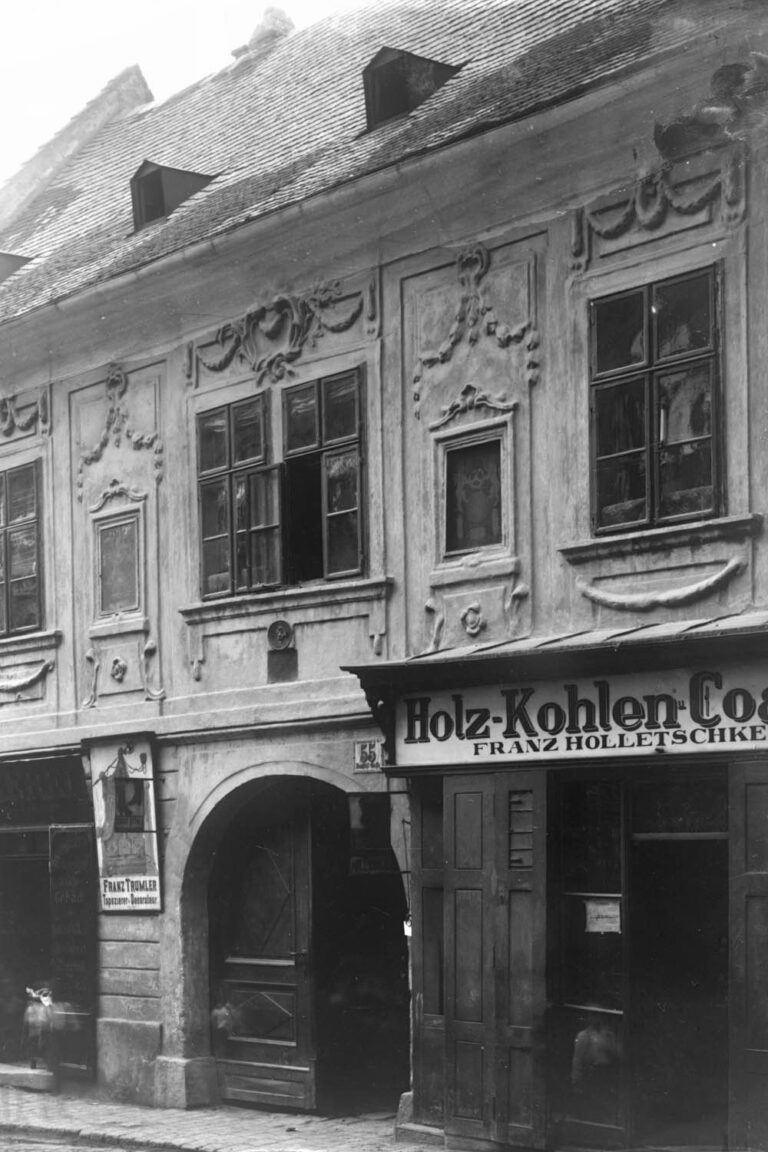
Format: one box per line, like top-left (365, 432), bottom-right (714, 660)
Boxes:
top-left (0, 0), bottom-right (738, 324)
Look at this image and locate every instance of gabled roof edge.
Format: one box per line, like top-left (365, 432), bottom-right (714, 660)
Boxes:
top-left (0, 64), bottom-right (153, 234)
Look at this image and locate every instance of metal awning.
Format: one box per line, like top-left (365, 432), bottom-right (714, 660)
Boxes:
top-left (345, 610), bottom-right (768, 694)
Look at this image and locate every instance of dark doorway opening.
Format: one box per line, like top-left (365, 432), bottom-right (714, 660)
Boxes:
top-left (0, 856), bottom-right (50, 1062)
top-left (208, 778), bottom-right (410, 1114)
top-left (630, 838), bottom-right (728, 1147)
top-left (549, 767), bottom-right (729, 1149)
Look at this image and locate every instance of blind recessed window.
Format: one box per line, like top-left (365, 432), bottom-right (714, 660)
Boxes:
top-left (197, 371), bottom-right (364, 598)
top-left (445, 439), bottom-right (502, 554)
top-left (590, 267), bottom-right (719, 532)
top-left (0, 461), bottom-right (41, 634)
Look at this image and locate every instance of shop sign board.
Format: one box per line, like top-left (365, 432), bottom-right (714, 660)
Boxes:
top-left (89, 738), bottom-right (162, 912)
top-left (395, 665), bottom-right (768, 766)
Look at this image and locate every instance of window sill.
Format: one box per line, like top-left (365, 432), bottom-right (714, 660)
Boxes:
top-left (89, 615), bottom-right (149, 639)
top-left (430, 553), bottom-right (519, 588)
top-left (0, 628), bottom-right (62, 656)
top-left (560, 513), bottom-right (762, 566)
top-left (180, 575), bottom-right (393, 626)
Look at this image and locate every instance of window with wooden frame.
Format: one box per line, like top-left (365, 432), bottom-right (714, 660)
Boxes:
top-left (444, 435), bottom-right (503, 556)
top-left (197, 370), bottom-right (364, 598)
top-left (590, 266), bottom-right (721, 533)
top-left (0, 460), bottom-right (42, 634)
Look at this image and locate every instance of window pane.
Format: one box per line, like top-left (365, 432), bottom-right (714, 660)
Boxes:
top-left (200, 480), bottom-right (229, 539)
top-left (445, 441), bottom-right (502, 553)
top-left (595, 379), bottom-right (646, 457)
top-left (593, 290), bottom-right (645, 374)
top-left (326, 510), bottom-right (359, 574)
top-left (251, 471), bottom-right (279, 528)
top-left (9, 525), bottom-right (37, 579)
top-left (0, 474), bottom-right (6, 528)
top-left (232, 398), bottom-right (264, 464)
top-left (284, 384), bottom-right (318, 453)
top-left (234, 475), bottom-right (248, 531)
top-left (235, 532), bottom-right (249, 590)
top-left (562, 895), bottom-right (623, 1010)
top-left (561, 782), bottom-right (621, 893)
top-left (658, 441), bottom-right (713, 520)
top-left (560, 1010), bottom-right (623, 1127)
top-left (0, 581), bottom-right (6, 632)
top-left (202, 538), bottom-right (230, 596)
top-left (252, 529), bottom-right (281, 586)
top-left (655, 271), bottom-right (713, 359)
top-left (9, 576), bottom-right (39, 631)
top-left (99, 519), bottom-right (138, 614)
top-left (658, 363), bottom-right (712, 443)
top-left (286, 455), bottom-right (323, 582)
top-left (198, 409), bottom-right (228, 472)
top-left (8, 465), bottom-right (36, 522)
top-left (326, 449), bottom-right (358, 513)
top-left (596, 453), bottom-right (647, 528)
top-left (323, 373), bottom-right (358, 442)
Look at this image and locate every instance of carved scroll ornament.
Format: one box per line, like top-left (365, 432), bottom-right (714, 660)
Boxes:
top-left (197, 281), bottom-right (363, 386)
top-left (413, 243), bottom-right (540, 417)
top-left (77, 364), bottom-right (164, 500)
top-left (577, 556), bottom-right (744, 612)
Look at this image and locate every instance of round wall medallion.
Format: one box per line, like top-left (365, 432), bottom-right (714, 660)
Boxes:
top-left (267, 619), bottom-right (294, 650)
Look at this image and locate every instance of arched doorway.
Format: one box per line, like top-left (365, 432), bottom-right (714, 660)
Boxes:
top-left (207, 776), bottom-right (410, 1113)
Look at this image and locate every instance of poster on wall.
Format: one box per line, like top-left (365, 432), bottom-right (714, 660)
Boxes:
top-left (89, 737), bottom-right (161, 912)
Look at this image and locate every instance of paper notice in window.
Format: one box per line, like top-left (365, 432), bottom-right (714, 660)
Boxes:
top-left (584, 898), bottom-right (621, 934)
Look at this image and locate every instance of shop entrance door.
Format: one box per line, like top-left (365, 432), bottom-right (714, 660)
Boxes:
top-left (549, 768), bottom-right (728, 1149)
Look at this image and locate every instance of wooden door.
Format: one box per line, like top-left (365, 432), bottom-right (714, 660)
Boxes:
top-left (443, 771), bottom-right (547, 1148)
top-left (212, 782), bottom-right (315, 1109)
top-left (730, 759), bottom-right (768, 1150)
top-left (492, 771), bottom-right (547, 1147)
top-left (444, 774), bottom-right (496, 1143)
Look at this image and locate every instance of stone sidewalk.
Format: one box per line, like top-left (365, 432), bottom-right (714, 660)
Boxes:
top-left (0, 1084), bottom-right (433, 1152)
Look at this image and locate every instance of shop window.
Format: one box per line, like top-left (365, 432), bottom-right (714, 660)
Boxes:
top-left (444, 437), bottom-right (502, 555)
top-left (197, 370), bottom-right (364, 598)
top-left (590, 266), bottom-right (720, 532)
top-left (0, 461), bottom-right (42, 635)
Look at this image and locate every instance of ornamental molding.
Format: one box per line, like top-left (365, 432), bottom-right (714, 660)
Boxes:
top-left (76, 364), bottom-right (164, 501)
top-left (82, 647), bottom-right (100, 709)
top-left (413, 243), bottom-right (540, 418)
top-left (571, 142), bottom-right (746, 274)
top-left (577, 556), bottom-right (744, 612)
top-left (0, 659), bottom-right (54, 695)
top-left (141, 637), bottom-right (166, 701)
top-left (196, 280), bottom-right (364, 385)
top-left (89, 477), bottom-right (148, 513)
top-left (0, 390), bottom-right (49, 439)
top-left (430, 382), bottom-right (517, 431)
top-left (424, 594), bottom-right (446, 654)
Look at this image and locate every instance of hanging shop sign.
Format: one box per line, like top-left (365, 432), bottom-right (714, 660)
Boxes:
top-left (396, 665), bottom-right (768, 766)
top-left (89, 738), bottom-right (161, 912)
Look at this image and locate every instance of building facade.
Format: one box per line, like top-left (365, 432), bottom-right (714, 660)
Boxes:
top-left (2, 1), bottom-right (768, 1148)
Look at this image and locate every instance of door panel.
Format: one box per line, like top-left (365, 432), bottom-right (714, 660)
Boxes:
top-left (443, 771), bottom-right (547, 1148)
top-left (730, 761), bottom-right (768, 1150)
top-left (212, 782), bottom-right (315, 1109)
top-left (444, 775), bottom-right (495, 1142)
top-left (494, 773), bottom-right (547, 1147)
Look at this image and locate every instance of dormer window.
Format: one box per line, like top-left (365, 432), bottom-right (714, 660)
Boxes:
top-left (363, 47), bottom-right (460, 131)
top-left (0, 252), bottom-right (31, 285)
top-left (130, 161), bottom-right (213, 231)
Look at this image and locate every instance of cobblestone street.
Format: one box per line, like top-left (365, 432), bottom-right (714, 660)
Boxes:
top-left (0, 1087), bottom-right (429, 1152)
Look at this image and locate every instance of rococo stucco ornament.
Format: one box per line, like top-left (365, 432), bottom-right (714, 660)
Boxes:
top-left (197, 281), bottom-right (364, 386)
top-left (76, 364), bottom-right (164, 500)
